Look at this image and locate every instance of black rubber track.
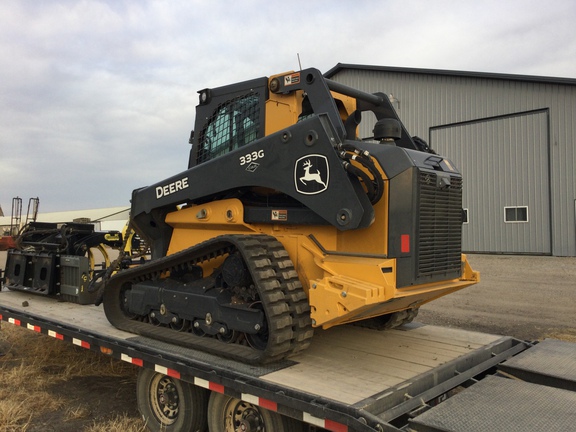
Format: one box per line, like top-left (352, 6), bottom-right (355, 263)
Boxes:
top-left (103, 234), bottom-right (313, 364)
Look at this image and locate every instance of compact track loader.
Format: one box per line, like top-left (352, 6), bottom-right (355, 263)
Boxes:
top-left (103, 68), bottom-right (479, 363)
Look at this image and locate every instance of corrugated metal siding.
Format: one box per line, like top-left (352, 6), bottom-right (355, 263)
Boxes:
top-left (431, 112), bottom-right (550, 254)
top-left (331, 69), bottom-right (576, 256)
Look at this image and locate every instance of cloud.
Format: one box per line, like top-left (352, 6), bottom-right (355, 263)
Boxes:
top-left (0, 0), bottom-right (574, 212)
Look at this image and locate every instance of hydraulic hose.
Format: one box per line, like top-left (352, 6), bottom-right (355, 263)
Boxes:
top-left (339, 145), bottom-right (384, 204)
top-left (91, 223), bottom-right (134, 305)
top-left (343, 160), bottom-right (376, 203)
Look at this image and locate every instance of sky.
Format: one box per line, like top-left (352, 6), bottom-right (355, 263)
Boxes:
top-left (1, 0), bottom-right (575, 214)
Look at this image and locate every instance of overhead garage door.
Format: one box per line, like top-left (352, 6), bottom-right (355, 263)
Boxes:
top-left (431, 110), bottom-right (551, 254)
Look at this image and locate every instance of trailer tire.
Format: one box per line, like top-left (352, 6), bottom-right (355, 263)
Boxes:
top-left (136, 368), bottom-right (208, 432)
top-left (207, 391), bottom-right (303, 431)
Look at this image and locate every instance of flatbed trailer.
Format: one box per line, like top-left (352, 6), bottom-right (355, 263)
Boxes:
top-left (1, 288), bottom-right (575, 431)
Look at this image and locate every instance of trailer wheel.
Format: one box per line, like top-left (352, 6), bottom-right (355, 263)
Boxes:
top-left (136, 368), bottom-right (208, 432)
top-left (207, 391), bottom-right (303, 431)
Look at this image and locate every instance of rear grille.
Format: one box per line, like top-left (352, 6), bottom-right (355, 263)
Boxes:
top-left (417, 171), bottom-right (463, 278)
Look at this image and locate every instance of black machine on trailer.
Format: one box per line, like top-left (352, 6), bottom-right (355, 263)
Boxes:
top-left (1, 288), bottom-right (576, 431)
top-left (2, 221), bottom-right (124, 304)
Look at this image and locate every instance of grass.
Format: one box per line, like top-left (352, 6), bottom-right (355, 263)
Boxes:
top-left (545, 330), bottom-right (576, 343)
top-left (84, 414), bottom-right (149, 432)
top-left (0, 323), bottom-right (147, 432)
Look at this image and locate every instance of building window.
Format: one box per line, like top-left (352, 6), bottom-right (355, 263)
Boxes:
top-left (463, 208), bottom-right (469, 224)
top-left (504, 206), bottom-right (529, 223)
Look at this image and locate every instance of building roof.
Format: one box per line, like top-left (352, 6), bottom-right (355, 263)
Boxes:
top-left (324, 63), bottom-right (576, 86)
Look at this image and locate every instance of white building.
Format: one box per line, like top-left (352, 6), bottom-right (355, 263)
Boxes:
top-left (0, 206), bottom-right (129, 235)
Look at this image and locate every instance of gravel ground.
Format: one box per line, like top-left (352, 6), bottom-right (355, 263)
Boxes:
top-left (417, 254), bottom-right (576, 341)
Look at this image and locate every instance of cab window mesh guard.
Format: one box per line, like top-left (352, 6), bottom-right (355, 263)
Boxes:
top-left (197, 92), bottom-right (260, 164)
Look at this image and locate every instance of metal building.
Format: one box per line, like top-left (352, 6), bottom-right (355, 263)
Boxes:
top-left (326, 64), bottom-right (576, 257)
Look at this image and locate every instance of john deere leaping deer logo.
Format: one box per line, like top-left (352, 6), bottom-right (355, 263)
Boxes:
top-left (294, 154), bottom-right (329, 195)
top-left (300, 159), bottom-right (326, 187)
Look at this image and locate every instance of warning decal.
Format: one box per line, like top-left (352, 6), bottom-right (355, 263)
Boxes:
top-left (271, 210), bottom-right (288, 221)
top-left (284, 72), bottom-right (301, 86)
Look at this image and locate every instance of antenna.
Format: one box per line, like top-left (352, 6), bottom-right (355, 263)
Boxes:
top-left (297, 53), bottom-right (302, 71)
